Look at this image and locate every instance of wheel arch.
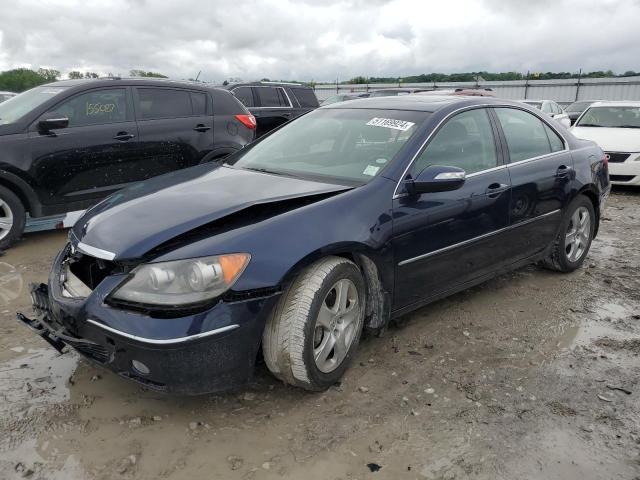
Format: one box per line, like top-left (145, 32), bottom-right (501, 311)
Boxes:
top-left (278, 243), bottom-right (393, 333)
top-left (575, 185), bottom-right (600, 237)
top-left (0, 170), bottom-right (40, 216)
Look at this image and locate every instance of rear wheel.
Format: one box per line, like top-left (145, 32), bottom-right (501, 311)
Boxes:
top-left (0, 186), bottom-right (26, 251)
top-left (543, 195), bottom-right (595, 272)
top-left (262, 256), bottom-right (365, 391)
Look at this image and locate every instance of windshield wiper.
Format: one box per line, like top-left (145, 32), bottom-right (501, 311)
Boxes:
top-left (242, 166), bottom-right (302, 179)
top-left (618, 125), bottom-right (640, 129)
top-left (576, 123), bottom-right (603, 127)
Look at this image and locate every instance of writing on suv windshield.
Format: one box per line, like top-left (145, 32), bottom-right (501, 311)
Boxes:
top-left (576, 106), bottom-right (640, 128)
top-left (228, 108), bottom-right (428, 185)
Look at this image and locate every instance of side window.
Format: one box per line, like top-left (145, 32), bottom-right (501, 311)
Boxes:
top-left (495, 108), bottom-right (553, 162)
top-left (541, 102), bottom-right (552, 114)
top-left (232, 87), bottom-right (254, 108)
top-left (291, 87), bottom-right (319, 107)
top-left (136, 88), bottom-right (192, 120)
top-left (544, 124), bottom-right (564, 152)
top-left (50, 89), bottom-right (127, 127)
top-left (413, 108), bottom-right (498, 175)
top-left (191, 92), bottom-right (207, 115)
top-left (257, 87), bottom-right (290, 108)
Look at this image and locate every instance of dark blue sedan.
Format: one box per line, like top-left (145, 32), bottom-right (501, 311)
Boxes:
top-left (18, 95), bottom-right (610, 394)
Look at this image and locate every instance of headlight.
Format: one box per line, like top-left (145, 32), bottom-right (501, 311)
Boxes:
top-left (109, 254), bottom-right (250, 306)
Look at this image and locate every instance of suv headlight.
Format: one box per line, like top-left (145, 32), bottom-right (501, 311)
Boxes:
top-left (109, 254), bottom-right (250, 307)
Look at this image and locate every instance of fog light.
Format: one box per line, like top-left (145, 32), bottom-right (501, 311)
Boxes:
top-left (132, 359), bottom-right (150, 375)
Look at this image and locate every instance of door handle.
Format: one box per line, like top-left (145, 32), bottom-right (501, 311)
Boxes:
top-left (556, 165), bottom-right (573, 177)
top-left (113, 132), bottom-right (135, 141)
top-left (282, 112), bottom-right (292, 117)
top-left (193, 124), bottom-right (211, 132)
top-left (485, 183), bottom-right (509, 197)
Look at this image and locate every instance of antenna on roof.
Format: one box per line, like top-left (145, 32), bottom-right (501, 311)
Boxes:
top-left (195, 70), bottom-right (201, 82)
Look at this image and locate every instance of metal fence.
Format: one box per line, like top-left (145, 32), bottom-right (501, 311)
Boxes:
top-left (313, 76), bottom-right (640, 104)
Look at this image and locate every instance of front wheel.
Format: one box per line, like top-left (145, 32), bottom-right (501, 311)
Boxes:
top-left (262, 256), bottom-right (365, 391)
top-left (543, 195), bottom-right (595, 272)
top-left (0, 186), bottom-right (26, 251)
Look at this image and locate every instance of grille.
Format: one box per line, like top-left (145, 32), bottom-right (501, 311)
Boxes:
top-left (74, 342), bottom-right (110, 363)
top-left (605, 152), bottom-right (630, 163)
top-left (610, 174), bottom-right (636, 182)
top-left (67, 252), bottom-right (121, 290)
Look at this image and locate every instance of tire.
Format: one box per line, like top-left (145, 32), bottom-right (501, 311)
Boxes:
top-left (0, 186), bottom-right (26, 251)
top-left (262, 256), bottom-right (366, 391)
top-left (543, 195), bottom-right (595, 272)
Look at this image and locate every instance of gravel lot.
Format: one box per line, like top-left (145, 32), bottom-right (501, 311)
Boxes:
top-left (0, 188), bottom-right (639, 480)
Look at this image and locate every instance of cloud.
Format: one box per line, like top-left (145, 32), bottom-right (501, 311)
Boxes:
top-left (0, 0), bottom-right (638, 82)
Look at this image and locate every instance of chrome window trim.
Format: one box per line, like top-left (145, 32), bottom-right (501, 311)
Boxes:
top-left (87, 319), bottom-right (240, 345)
top-left (77, 242), bottom-right (116, 261)
top-left (397, 209), bottom-right (561, 267)
top-left (392, 104), bottom-right (570, 200)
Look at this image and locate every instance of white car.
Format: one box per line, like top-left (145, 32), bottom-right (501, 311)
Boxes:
top-left (571, 101), bottom-right (640, 186)
top-left (519, 100), bottom-right (571, 128)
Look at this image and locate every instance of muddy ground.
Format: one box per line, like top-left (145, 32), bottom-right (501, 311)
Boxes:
top-left (1, 189), bottom-right (639, 480)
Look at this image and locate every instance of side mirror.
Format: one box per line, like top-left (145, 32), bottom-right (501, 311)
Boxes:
top-left (38, 112), bottom-right (69, 133)
top-left (406, 165), bottom-right (466, 195)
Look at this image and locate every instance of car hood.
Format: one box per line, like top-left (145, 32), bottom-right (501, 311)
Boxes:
top-left (72, 165), bottom-right (352, 260)
top-left (570, 127), bottom-right (640, 152)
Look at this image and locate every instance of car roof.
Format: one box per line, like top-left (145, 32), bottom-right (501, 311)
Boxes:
top-left (42, 78), bottom-right (227, 92)
top-left (589, 101), bottom-right (640, 107)
top-left (321, 94), bottom-right (514, 112)
top-left (223, 81), bottom-right (309, 88)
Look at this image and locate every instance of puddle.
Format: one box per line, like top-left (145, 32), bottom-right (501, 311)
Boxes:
top-left (594, 301), bottom-right (633, 321)
top-left (0, 438), bottom-right (86, 480)
top-left (0, 262), bottom-right (23, 306)
top-left (0, 348), bottom-right (78, 415)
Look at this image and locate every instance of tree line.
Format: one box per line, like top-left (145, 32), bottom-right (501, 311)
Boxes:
top-left (0, 68), bottom-right (167, 92)
top-left (347, 70), bottom-right (640, 84)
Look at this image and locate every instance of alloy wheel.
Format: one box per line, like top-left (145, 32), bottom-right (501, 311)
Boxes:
top-left (564, 206), bottom-right (591, 262)
top-left (0, 199), bottom-right (14, 242)
top-left (313, 278), bottom-right (360, 373)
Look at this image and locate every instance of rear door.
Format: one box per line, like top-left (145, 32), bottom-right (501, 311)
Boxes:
top-left (133, 87), bottom-right (214, 175)
top-left (28, 87), bottom-right (141, 206)
top-left (392, 107), bottom-right (512, 309)
top-left (491, 106), bottom-right (572, 260)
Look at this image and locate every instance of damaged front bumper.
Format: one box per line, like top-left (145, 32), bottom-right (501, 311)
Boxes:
top-left (16, 247), bottom-right (280, 394)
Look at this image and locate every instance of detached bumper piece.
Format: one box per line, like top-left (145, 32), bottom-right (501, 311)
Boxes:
top-left (17, 283), bottom-right (111, 363)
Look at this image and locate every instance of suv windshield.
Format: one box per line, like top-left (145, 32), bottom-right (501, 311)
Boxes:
top-left (576, 106), bottom-right (640, 128)
top-left (0, 86), bottom-right (68, 125)
top-left (228, 108), bottom-right (428, 185)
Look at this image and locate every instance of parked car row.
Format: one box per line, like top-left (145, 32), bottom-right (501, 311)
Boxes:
top-left (0, 91), bottom-right (17, 103)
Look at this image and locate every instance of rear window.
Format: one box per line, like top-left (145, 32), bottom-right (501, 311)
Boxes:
top-left (291, 87), bottom-right (319, 107)
top-left (137, 88), bottom-right (193, 119)
top-left (257, 87), bottom-right (290, 108)
top-left (191, 92), bottom-right (207, 115)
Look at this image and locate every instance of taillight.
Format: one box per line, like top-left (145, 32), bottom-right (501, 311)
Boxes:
top-left (235, 114), bottom-right (256, 130)
top-left (602, 153), bottom-right (609, 167)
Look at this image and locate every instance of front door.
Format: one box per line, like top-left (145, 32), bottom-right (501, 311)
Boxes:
top-left (392, 107), bottom-right (512, 310)
top-left (29, 87), bottom-right (141, 207)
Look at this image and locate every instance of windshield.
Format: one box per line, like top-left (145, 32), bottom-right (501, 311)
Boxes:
top-left (576, 106), bottom-right (640, 128)
top-left (565, 101), bottom-right (593, 112)
top-left (0, 86), bottom-right (68, 125)
top-left (227, 108), bottom-right (428, 185)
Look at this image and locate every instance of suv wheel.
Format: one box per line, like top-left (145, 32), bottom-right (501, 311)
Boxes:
top-left (0, 186), bottom-right (26, 251)
top-left (543, 195), bottom-right (595, 272)
top-left (262, 256), bottom-right (365, 391)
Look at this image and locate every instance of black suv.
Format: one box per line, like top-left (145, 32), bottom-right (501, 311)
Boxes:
top-left (0, 78), bottom-right (256, 249)
top-left (223, 82), bottom-right (319, 137)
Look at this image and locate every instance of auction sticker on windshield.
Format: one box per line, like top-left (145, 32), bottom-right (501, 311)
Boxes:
top-left (366, 117), bottom-right (415, 131)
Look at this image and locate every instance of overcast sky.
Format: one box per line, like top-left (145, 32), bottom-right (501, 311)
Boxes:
top-left (1, 0), bottom-right (638, 83)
